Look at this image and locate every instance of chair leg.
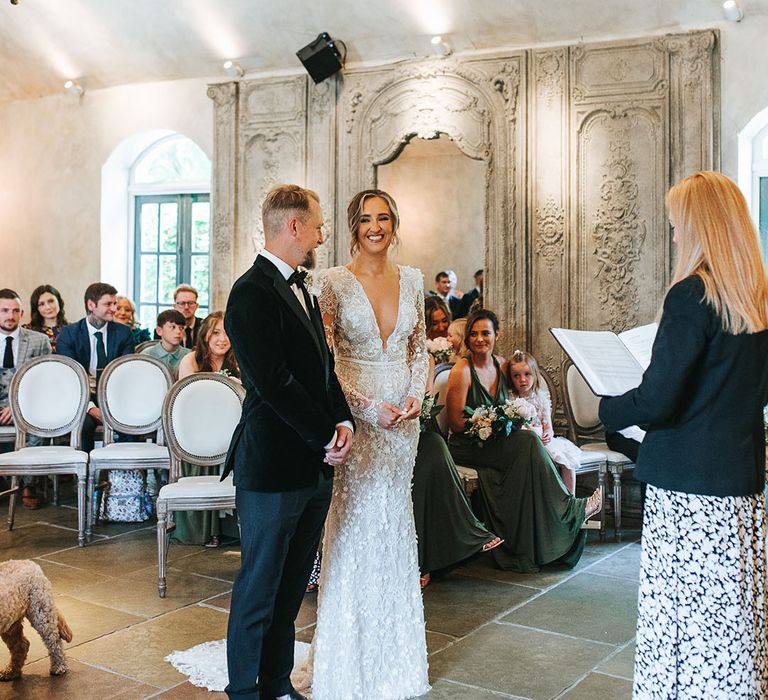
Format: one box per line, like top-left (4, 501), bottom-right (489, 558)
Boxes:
top-left (613, 468), bottom-right (623, 540)
top-left (598, 468), bottom-right (608, 540)
top-left (76, 472), bottom-right (86, 547)
top-left (7, 476), bottom-right (19, 531)
top-left (86, 471), bottom-right (96, 541)
top-left (52, 474), bottom-right (59, 506)
top-left (157, 501), bottom-right (168, 598)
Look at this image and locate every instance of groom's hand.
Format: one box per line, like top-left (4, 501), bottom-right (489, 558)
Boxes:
top-left (324, 425), bottom-right (353, 466)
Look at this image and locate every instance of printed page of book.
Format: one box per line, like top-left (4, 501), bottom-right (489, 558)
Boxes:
top-left (617, 323), bottom-right (658, 370)
top-left (550, 327), bottom-right (644, 397)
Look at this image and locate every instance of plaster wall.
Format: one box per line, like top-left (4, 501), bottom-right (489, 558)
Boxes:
top-left (0, 78), bottom-right (212, 318)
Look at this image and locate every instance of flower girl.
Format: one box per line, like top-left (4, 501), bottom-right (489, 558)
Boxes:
top-left (507, 350), bottom-right (582, 493)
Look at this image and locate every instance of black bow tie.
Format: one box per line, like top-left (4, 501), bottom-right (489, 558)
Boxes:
top-left (287, 269), bottom-right (308, 287)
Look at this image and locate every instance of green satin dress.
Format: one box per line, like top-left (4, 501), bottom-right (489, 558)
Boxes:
top-left (448, 357), bottom-right (587, 573)
top-left (411, 428), bottom-right (497, 573)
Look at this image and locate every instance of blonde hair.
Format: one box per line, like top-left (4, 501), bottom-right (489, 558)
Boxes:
top-left (508, 349), bottom-right (544, 396)
top-left (347, 189), bottom-right (400, 257)
top-left (667, 171), bottom-right (768, 334)
top-left (447, 318), bottom-right (468, 358)
top-left (262, 184), bottom-right (319, 240)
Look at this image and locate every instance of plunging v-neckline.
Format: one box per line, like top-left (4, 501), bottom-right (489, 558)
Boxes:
top-left (343, 265), bottom-right (402, 353)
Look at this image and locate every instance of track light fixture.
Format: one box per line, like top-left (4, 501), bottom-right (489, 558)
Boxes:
top-left (722, 0), bottom-right (744, 22)
top-left (223, 60), bottom-right (244, 78)
top-left (64, 79), bottom-right (84, 97)
top-left (430, 35), bottom-right (452, 57)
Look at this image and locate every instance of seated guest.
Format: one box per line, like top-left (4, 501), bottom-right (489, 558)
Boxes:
top-left (57, 283), bottom-right (135, 453)
top-left (413, 353), bottom-right (502, 588)
top-left (114, 296), bottom-right (151, 345)
top-left (445, 309), bottom-right (601, 572)
top-left (175, 311), bottom-right (240, 547)
top-left (140, 309), bottom-right (190, 374)
top-left (431, 271), bottom-right (463, 318)
top-left (23, 284), bottom-right (68, 352)
top-left (456, 269), bottom-right (483, 318)
top-left (0, 289), bottom-right (52, 508)
top-left (425, 295), bottom-right (451, 340)
top-left (154, 284), bottom-right (203, 349)
top-left (446, 318), bottom-right (467, 363)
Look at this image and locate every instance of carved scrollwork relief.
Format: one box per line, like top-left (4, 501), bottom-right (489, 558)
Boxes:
top-left (591, 138), bottom-right (647, 330)
top-left (535, 196), bottom-right (565, 267)
top-left (491, 62), bottom-right (521, 121)
top-left (536, 51), bottom-right (565, 108)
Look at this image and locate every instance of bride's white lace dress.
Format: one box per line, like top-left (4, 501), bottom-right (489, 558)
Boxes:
top-left (310, 264), bottom-right (430, 700)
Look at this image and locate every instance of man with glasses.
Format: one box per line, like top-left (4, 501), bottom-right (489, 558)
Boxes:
top-left (159, 284), bottom-right (203, 349)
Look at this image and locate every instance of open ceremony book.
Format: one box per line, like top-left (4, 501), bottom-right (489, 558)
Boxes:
top-left (550, 323), bottom-right (658, 397)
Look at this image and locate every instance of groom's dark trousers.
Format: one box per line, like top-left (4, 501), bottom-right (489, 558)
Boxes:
top-left (223, 254), bottom-right (352, 699)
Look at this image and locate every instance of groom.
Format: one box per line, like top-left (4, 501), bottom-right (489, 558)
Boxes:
top-left (223, 184), bottom-right (354, 699)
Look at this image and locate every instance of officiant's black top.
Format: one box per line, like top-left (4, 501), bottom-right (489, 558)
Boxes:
top-left (600, 275), bottom-right (768, 497)
top-left (222, 256), bottom-right (353, 492)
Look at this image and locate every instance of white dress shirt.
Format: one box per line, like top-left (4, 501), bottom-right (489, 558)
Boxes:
top-left (258, 250), bottom-right (353, 449)
top-left (86, 319), bottom-right (109, 375)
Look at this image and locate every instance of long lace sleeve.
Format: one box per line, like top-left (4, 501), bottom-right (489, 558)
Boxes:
top-left (406, 278), bottom-right (429, 399)
top-left (315, 270), bottom-right (381, 426)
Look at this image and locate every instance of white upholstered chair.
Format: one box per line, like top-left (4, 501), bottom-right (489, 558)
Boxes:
top-left (562, 359), bottom-right (635, 538)
top-left (87, 355), bottom-right (174, 539)
top-left (0, 356), bottom-right (90, 545)
top-left (0, 425), bottom-right (15, 445)
top-left (134, 339), bottom-right (160, 354)
top-left (156, 372), bottom-right (244, 597)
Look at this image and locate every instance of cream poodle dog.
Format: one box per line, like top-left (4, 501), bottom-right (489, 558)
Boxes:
top-left (0, 559), bottom-right (72, 681)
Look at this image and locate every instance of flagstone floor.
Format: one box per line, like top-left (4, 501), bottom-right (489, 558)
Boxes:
top-left (0, 492), bottom-right (639, 699)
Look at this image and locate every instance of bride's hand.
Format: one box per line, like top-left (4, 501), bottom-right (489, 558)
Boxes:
top-left (398, 396), bottom-right (421, 422)
top-left (376, 401), bottom-right (406, 430)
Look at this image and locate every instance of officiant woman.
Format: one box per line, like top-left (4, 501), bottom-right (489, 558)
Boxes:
top-left (599, 171), bottom-right (768, 699)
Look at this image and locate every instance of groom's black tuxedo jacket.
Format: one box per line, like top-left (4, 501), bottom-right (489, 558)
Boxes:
top-left (222, 256), bottom-right (353, 492)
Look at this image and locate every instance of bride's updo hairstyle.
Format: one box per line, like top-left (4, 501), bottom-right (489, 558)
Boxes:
top-left (464, 308), bottom-right (500, 351)
top-left (347, 189), bottom-right (401, 257)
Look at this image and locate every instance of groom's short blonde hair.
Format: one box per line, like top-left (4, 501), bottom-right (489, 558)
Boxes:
top-left (262, 184), bottom-right (319, 241)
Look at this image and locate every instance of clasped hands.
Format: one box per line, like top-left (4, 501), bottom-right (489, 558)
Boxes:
top-left (323, 425), bottom-right (354, 467)
top-left (376, 396), bottom-right (421, 430)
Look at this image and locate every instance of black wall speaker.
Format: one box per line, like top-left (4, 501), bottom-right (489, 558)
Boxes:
top-left (296, 32), bottom-right (344, 84)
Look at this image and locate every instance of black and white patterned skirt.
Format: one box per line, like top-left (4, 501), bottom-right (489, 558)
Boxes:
top-left (634, 485), bottom-right (767, 699)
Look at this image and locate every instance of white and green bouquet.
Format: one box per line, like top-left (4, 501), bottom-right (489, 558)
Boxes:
top-left (426, 336), bottom-right (453, 364)
top-left (463, 397), bottom-right (537, 444)
top-left (420, 393), bottom-right (444, 432)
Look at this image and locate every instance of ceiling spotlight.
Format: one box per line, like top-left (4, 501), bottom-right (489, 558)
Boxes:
top-left (64, 79), bottom-right (84, 97)
top-left (430, 35), bottom-right (452, 57)
top-left (223, 60), bottom-right (244, 78)
top-left (722, 0), bottom-right (743, 21)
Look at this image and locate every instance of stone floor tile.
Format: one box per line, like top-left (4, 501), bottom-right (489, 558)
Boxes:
top-left (203, 592), bottom-right (231, 611)
top-left (67, 605), bottom-right (229, 688)
top-left (0, 658), bottom-right (158, 700)
top-left (35, 558), bottom-right (113, 595)
top-left (149, 680), bottom-right (228, 698)
top-left (429, 622), bottom-right (615, 700)
top-left (559, 671), bottom-right (633, 699)
top-left (41, 529), bottom-right (195, 577)
top-left (419, 678), bottom-right (522, 698)
top-left (502, 572), bottom-right (638, 645)
top-left (588, 544), bottom-right (641, 582)
top-left (169, 545), bottom-right (241, 582)
top-left (296, 591), bottom-right (317, 630)
top-left (295, 624), bottom-right (315, 644)
top-left (426, 631), bottom-right (456, 656)
top-left (596, 642), bottom-right (635, 680)
top-left (69, 565), bottom-right (231, 618)
top-left (20, 594), bottom-right (144, 665)
top-left (0, 522), bottom-right (84, 560)
top-left (423, 573), bottom-right (536, 637)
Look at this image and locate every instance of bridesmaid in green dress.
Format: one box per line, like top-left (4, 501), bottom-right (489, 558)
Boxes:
top-left (174, 311), bottom-right (241, 547)
top-left (412, 353), bottom-right (503, 587)
top-left (445, 309), bottom-right (601, 573)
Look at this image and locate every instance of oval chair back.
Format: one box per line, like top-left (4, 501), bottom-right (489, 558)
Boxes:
top-left (432, 369), bottom-right (452, 438)
top-left (97, 355), bottom-right (174, 443)
top-left (9, 355), bottom-right (89, 450)
top-left (161, 373), bottom-right (245, 481)
top-left (562, 359), bottom-right (604, 444)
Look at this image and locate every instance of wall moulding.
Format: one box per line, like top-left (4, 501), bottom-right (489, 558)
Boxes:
top-left (209, 30), bottom-right (718, 399)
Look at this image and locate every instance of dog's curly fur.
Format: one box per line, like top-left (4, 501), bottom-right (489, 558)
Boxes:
top-left (0, 559), bottom-right (72, 681)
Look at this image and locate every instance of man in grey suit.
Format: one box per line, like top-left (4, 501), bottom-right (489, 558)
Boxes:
top-left (0, 288), bottom-right (52, 507)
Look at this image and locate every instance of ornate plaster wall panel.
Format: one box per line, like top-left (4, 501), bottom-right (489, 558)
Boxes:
top-left (337, 54), bottom-right (526, 346)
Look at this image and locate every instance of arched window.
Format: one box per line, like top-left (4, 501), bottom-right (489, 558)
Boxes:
top-left (130, 135), bottom-right (211, 329)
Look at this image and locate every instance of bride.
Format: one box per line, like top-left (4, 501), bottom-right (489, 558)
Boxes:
top-left (310, 189), bottom-right (430, 699)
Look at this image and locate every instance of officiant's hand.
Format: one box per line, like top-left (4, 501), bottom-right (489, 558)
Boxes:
top-left (324, 425), bottom-right (354, 466)
top-left (377, 402), bottom-right (407, 430)
top-left (398, 396), bottom-right (422, 422)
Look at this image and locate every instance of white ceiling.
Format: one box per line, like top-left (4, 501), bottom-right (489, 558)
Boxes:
top-left (1, 0), bottom-right (765, 103)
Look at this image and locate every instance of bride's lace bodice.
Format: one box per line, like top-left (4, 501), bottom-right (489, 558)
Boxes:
top-left (314, 265), bottom-right (429, 424)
